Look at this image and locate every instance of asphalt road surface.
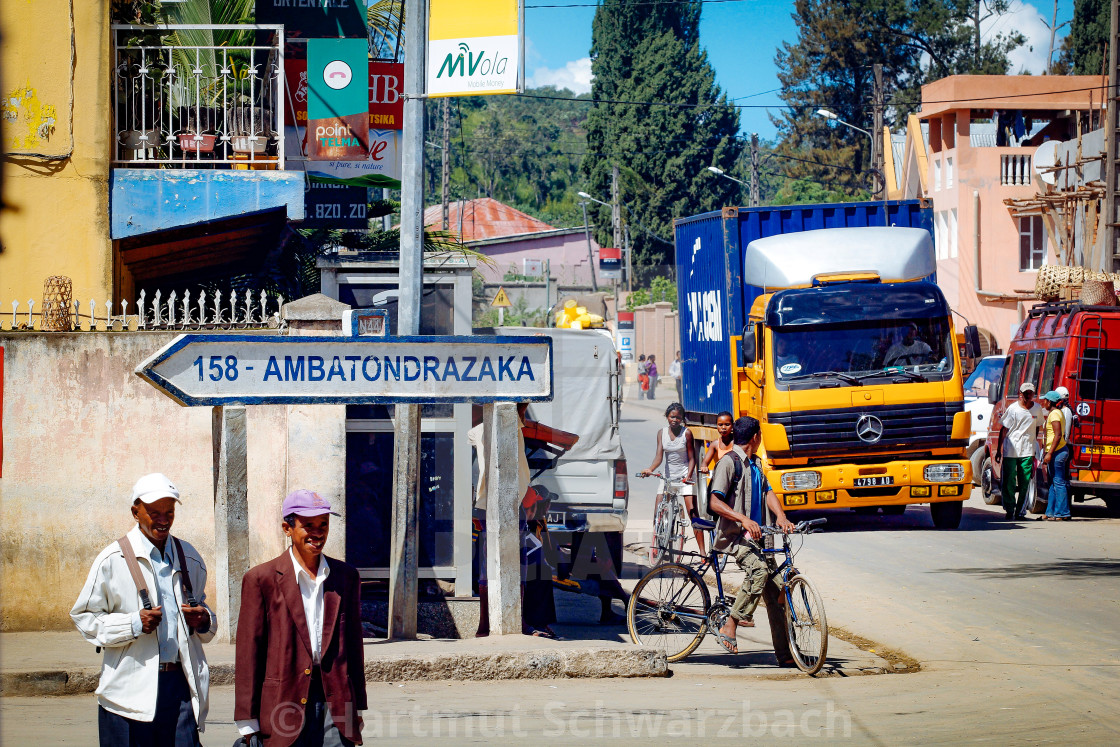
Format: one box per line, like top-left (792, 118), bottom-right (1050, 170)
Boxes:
top-left (5, 397), bottom-right (1118, 744)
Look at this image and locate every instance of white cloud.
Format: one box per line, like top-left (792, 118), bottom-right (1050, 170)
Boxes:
top-left (981, 0), bottom-right (1064, 74)
top-left (526, 57), bottom-right (592, 94)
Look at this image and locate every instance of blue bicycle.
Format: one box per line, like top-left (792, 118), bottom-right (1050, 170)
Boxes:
top-left (626, 517), bottom-right (829, 675)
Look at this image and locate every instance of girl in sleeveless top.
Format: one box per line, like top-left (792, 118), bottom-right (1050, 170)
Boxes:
top-left (639, 403), bottom-right (703, 553)
top-left (700, 411), bottom-right (735, 474)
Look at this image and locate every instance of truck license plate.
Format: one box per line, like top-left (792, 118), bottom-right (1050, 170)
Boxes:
top-left (546, 511), bottom-right (566, 526)
top-left (1081, 445), bottom-right (1120, 456)
top-left (853, 476), bottom-right (894, 487)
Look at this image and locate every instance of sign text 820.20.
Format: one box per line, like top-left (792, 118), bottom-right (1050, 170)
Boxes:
top-left (194, 355), bottom-right (240, 381)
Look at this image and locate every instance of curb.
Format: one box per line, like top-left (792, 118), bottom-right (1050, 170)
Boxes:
top-left (0, 647), bottom-right (667, 697)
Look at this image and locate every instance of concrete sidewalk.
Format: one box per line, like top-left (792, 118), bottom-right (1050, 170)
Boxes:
top-left (0, 630), bottom-right (666, 697)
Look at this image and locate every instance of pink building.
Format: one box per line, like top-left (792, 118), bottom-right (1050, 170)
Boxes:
top-left (887, 75), bottom-right (1099, 352)
top-left (423, 198), bottom-right (601, 286)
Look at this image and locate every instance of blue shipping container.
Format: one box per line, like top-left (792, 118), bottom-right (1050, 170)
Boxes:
top-left (674, 200), bottom-right (933, 418)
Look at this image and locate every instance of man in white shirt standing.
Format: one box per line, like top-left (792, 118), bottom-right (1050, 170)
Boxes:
top-left (995, 382), bottom-right (1044, 520)
top-left (71, 473), bottom-right (215, 746)
top-left (669, 351), bottom-right (683, 404)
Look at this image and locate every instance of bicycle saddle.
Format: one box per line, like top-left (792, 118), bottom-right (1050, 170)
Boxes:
top-left (690, 517), bottom-right (716, 530)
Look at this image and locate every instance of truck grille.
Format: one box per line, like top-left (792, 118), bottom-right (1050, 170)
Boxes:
top-left (768, 402), bottom-right (964, 457)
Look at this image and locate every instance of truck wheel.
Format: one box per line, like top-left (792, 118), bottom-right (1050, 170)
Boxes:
top-left (881, 505), bottom-right (906, 515)
top-left (930, 500), bottom-right (963, 529)
top-left (969, 448), bottom-right (985, 487)
top-left (1104, 495), bottom-right (1120, 517)
top-left (980, 456), bottom-right (1001, 505)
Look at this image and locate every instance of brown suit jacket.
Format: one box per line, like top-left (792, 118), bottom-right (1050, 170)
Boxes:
top-left (234, 552), bottom-right (367, 747)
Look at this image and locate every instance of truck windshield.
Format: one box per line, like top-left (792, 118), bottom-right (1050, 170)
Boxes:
top-left (772, 318), bottom-right (955, 386)
top-left (964, 357), bottom-right (1003, 399)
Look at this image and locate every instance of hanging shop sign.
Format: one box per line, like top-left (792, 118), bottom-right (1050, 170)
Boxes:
top-left (427, 0), bottom-right (524, 97)
top-left (307, 38), bottom-right (370, 160)
top-left (256, 0), bottom-right (368, 39)
top-left (286, 59), bottom-right (403, 132)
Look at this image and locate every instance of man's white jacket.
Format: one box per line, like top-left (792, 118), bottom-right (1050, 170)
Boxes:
top-left (70, 526), bottom-right (216, 728)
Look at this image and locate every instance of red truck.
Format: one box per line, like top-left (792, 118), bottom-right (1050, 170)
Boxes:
top-left (980, 300), bottom-right (1120, 515)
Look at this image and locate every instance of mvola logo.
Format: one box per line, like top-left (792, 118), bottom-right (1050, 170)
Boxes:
top-left (436, 42), bottom-right (510, 79)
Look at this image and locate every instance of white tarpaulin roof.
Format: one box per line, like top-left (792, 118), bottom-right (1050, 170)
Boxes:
top-left (744, 226), bottom-right (935, 290)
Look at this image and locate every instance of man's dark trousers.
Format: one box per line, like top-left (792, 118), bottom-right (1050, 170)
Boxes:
top-left (98, 669), bottom-right (201, 747)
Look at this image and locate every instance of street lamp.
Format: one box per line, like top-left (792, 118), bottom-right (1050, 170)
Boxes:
top-left (704, 165), bottom-right (746, 186)
top-left (576, 195), bottom-right (600, 292)
top-left (816, 108), bottom-right (881, 198)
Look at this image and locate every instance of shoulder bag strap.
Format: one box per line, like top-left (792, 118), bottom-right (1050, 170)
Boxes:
top-left (117, 536), bottom-right (153, 610)
top-left (172, 538), bottom-right (197, 606)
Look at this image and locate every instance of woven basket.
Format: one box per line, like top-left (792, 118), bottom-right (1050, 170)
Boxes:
top-left (1080, 279), bottom-right (1118, 306)
top-left (1036, 266), bottom-right (1120, 300)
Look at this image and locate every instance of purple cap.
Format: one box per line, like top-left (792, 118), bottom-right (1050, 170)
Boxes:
top-left (282, 489), bottom-right (340, 518)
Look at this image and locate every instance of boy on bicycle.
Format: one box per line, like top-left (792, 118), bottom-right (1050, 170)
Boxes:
top-left (707, 416), bottom-right (796, 662)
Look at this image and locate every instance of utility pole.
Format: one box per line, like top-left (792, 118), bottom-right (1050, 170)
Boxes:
top-left (389, 0), bottom-right (427, 640)
top-left (871, 63), bottom-right (885, 200)
top-left (611, 165), bottom-right (622, 316)
top-left (580, 200), bottom-right (599, 292)
top-left (1105, 0), bottom-right (1120, 273)
top-left (624, 225), bottom-right (632, 293)
top-left (749, 133), bottom-right (760, 207)
top-left (441, 96), bottom-right (450, 231)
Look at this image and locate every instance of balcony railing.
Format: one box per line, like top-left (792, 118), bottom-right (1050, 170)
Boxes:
top-left (112, 24), bottom-right (284, 168)
top-left (1000, 153), bottom-right (1032, 186)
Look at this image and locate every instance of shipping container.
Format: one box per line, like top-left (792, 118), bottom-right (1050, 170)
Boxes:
top-left (674, 201), bottom-right (933, 417)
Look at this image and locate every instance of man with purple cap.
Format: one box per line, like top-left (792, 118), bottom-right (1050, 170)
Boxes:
top-left (71, 472), bottom-right (215, 746)
top-left (235, 490), bottom-right (366, 746)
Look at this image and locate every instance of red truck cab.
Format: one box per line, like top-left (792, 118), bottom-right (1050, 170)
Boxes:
top-left (981, 300), bottom-right (1120, 515)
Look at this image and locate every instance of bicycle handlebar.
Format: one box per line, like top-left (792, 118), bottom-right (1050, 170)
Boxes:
top-left (761, 518), bottom-right (827, 535)
top-left (635, 472), bottom-right (665, 479)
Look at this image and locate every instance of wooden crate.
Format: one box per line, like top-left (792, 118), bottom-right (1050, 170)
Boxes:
top-left (1059, 283), bottom-right (1082, 301)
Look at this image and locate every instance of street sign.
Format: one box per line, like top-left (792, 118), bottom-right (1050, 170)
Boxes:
top-left (343, 308), bottom-right (389, 336)
top-left (135, 334), bottom-right (553, 406)
top-left (617, 311), bottom-right (634, 363)
top-left (307, 39), bottom-right (370, 160)
top-left (599, 247), bottom-right (622, 280)
top-left (491, 287), bottom-right (512, 307)
top-left (427, 0), bottom-right (523, 97)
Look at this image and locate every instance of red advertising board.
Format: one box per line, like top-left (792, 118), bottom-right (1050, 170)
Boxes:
top-left (285, 59), bottom-right (404, 133)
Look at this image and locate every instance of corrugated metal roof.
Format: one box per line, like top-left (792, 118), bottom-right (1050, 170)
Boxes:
top-left (422, 197), bottom-right (555, 242)
top-left (968, 120), bottom-right (1048, 147)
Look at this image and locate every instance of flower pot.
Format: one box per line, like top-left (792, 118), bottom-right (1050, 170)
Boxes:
top-left (119, 129), bottom-right (160, 150)
top-left (230, 135), bottom-right (268, 154)
top-left (177, 132), bottom-right (216, 153)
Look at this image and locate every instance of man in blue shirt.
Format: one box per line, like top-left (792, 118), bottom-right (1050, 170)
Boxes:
top-left (707, 417), bottom-right (795, 661)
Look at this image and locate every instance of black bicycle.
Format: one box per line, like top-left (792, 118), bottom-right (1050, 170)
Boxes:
top-left (626, 517), bottom-right (829, 675)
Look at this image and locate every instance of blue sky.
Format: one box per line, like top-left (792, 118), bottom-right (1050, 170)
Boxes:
top-left (523, 0), bottom-right (1074, 141)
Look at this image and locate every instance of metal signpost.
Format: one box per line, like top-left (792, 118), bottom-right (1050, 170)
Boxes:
top-left (136, 332), bottom-right (553, 640)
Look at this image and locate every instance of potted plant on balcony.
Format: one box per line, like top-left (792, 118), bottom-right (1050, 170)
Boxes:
top-left (177, 107), bottom-right (217, 155)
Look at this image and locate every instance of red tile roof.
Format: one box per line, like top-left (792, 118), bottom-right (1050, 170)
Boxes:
top-left (422, 198), bottom-right (555, 242)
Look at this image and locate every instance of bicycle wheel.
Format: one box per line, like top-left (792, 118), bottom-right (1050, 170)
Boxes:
top-left (785, 574), bottom-right (828, 675)
top-left (649, 499), bottom-right (674, 565)
top-left (627, 563), bottom-right (711, 662)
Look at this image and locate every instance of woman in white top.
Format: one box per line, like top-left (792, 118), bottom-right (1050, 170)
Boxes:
top-left (639, 402), bottom-right (703, 553)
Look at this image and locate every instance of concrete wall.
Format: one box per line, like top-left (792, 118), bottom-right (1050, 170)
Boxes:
top-left (479, 282), bottom-right (594, 316)
top-left (0, 331), bottom-right (343, 630)
top-left (473, 231), bottom-right (602, 287)
top-left (631, 302), bottom-right (679, 385)
top-left (0, 0), bottom-right (113, 302)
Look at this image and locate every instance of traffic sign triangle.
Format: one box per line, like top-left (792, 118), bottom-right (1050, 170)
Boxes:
top-left (491, 287), bottom-right (512, 307)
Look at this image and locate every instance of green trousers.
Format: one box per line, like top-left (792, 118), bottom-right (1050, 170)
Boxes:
top-left (1001, 456), bottom-right (1033, 516)
top-left (729, 541), bottom-right (769, 621)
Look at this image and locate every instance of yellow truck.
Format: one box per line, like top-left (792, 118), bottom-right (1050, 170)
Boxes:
top-left (675, 205), bottom-right (976, 528)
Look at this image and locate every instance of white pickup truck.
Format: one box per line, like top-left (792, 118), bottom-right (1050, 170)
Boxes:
top-left (497, 326), bottom-right (628, 571)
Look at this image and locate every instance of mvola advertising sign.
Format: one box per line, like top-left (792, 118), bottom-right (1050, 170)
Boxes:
top-left (427, 0), bottom-right (523, 97)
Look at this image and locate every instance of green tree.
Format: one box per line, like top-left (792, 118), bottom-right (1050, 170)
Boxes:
top-left (1070, 0), bottom-right (1110, 75)
top-left (582, 1), bottom-right (742, 280)
top-left (771, 0), bottom-right (1024, 198)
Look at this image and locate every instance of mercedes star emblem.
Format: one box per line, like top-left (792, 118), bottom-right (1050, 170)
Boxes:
top-left (856, 414), bottom-right (884, 443)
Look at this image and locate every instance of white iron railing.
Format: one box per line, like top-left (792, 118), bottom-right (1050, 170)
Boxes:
top-left (1000, 153), bottom-right (1033, 186)
top-left (112, 24), bottom-right (284, 167)
top-left (0, 290), bottom-right (284, 332)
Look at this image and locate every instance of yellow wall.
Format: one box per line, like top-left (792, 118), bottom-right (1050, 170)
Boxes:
top-left (0, 0), bottom-right (112, 303)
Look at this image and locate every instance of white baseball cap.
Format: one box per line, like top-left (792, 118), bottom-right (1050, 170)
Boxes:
top-left (1019, 382), bottom-right (1036, 394)
top-left (131, 473), bottom-right (181, 505)
top-left (1055, 386), bottom-right (1069, 399)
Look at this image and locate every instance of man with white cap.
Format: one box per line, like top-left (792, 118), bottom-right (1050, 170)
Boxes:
top-left (71, 473), bottom-right (215, 746)
top-left (995, 382), bottom-right (1044, 520)
top-left (235, 490), bottom-right (366, 746)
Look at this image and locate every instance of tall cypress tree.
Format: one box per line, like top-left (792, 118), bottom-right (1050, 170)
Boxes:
top-left (582, 1), bottom-right (741, 277)
top-left (1070, 0), bottom-right (1110, 75)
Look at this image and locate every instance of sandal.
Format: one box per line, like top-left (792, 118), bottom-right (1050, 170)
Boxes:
top-left (715, 630), bottom-right (738, 654)
top-left (737, 617), bottom-right (755, 628)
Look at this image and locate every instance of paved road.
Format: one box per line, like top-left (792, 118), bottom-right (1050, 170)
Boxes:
top-left (6, 398), bottom-right (1118, 744)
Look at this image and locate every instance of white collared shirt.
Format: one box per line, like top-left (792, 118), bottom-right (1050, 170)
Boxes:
top-left (290, 547), bottom-right (330, 664)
